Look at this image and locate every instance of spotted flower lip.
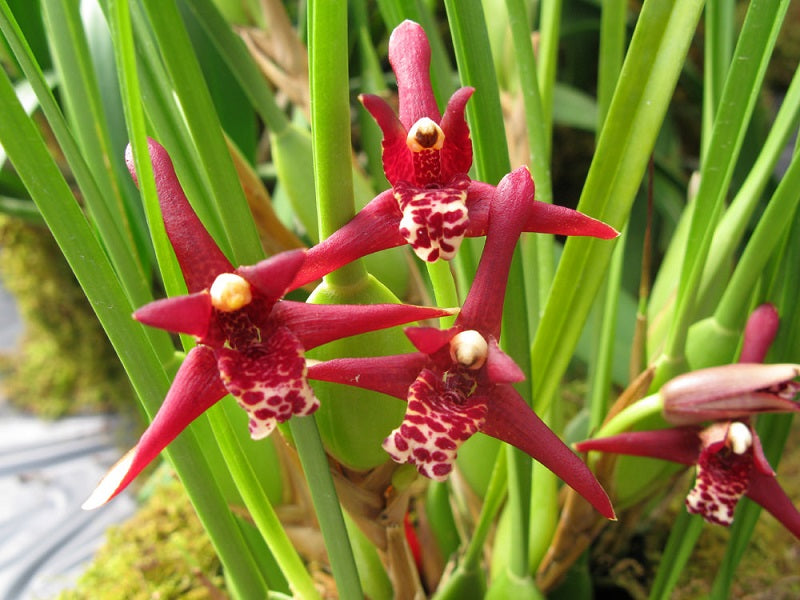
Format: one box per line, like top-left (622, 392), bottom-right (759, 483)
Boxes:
top-left (287, 20), bottom-right (618, 288)
top-left (82, 139), bottom-right (457, 510)
top-left (308, 167), bottom-right (615, 520)
top-left (575, 304), bottom-right (800, 538)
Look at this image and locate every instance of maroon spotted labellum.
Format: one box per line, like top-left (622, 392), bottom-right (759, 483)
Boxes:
top-left (288, 20), bottom-right (618, 290)
top-left (576, 304), bottom-right (800, 537)
top-left (82, 139), bottom-right (456, 510)
top-left (308, 167), bottom-right (615, 520)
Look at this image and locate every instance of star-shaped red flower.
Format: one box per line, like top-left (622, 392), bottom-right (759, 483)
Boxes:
top-left (83, 139), bottom-right (455, 509)
top-left (308, 167), bottom-right (615, 519)
top-left (576, 304), bottom-right (800, 537)
top-left (288, 20), bottom-right (618, 289)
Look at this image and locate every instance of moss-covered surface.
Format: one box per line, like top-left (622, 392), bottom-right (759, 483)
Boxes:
top-left (0, 215), bottom-right (135, 418)
top-left (60, 474), bottom-right (227, 600)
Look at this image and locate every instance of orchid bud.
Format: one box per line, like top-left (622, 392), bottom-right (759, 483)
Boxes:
top-left (661, 363), bottom-right (800, 425)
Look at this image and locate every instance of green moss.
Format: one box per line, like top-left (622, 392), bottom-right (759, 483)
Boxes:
top-left (60, 474), bottom-right (227, 600)
top-left (0, 215), bottom-right (135, 418)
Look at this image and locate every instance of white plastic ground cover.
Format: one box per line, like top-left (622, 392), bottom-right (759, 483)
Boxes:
top-left (0, 279), bottom-right (135, 599)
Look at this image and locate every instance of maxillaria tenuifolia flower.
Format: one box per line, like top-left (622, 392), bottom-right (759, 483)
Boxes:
top-left (287, 20), bottom-right (617, 289)
top-left (576, 304), bottom-right (800, 537)
top-left (82, 139), bottom-right (456, 510)
top-left (309, 167), bottom-right (615, 519)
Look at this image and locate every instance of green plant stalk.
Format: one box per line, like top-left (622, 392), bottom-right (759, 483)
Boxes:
top-left (695, 64), bottom-right (800, 312)
top-left (141, 0), bottom-right (263, 266)
top-left (504, 0), bottom-right (561, 575)
top-left (0, 1), bottom-right (154, 310)
top-left (40, 0), bottom-right (147, 292)
top-left (588, 0), bottom-right (627, 431)
top-left (208, 411), bottom-right (320, 600)
top-left (530, 0), bottom-right (704, 414)
top-left (656, 0), bottom-right (790, 385)
top-left (289, 416), bottom-right (363, 599)
top-left (302, 2), bottom-right (364, 597)
top-left (686, 146), bottom-right (800, 368)
top-left (308, 0), bottom-right (366, 287)
top-left (536, 0), bottom-right (561, 152)
top-left (461, 450), bottom-right (508, 574)
top-left (445, 0), bottom-right (534, 578)
top-left (648, 509), bottom-right (705, 600)
top-left (0, 49), bottom-right (269, 600)
top-left (701, 0), bottom-right (734, 161)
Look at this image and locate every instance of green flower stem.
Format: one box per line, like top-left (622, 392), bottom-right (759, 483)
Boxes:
top-left (289, 416), bottom-right (363, 600)
top-left (696, 65), bottom-right (800, 311)
top-left (208, 411), bottom-right (321, 600)
top-left (597, 0), bottom-right (627, 127)
top-left (445, 0), bottom-right (536, 581)
top-left (536, 0), bottom-right (561, 149)
top-left (426, 260), bottom-right (460, 326)
top-left (462, 450), bottom-right (508, 569)
top-left (657, 0), bottom-right (791, 385)
top-left (307, 0), bottom-right (366, 288)
top-left (701, 0), bottom-right (735, 160)
top-left (590, 393), bottom-right (664, 445)
top-left (530, 0), bottom-right (704, 414)
top-left (648, 509), bottom-right (705, 600)
top-left (299, 3), bottom-right (364, 598)
top-left (141, 0), bottom-right (264, 266)
top-left (686, 146), bottom-right (800, 368)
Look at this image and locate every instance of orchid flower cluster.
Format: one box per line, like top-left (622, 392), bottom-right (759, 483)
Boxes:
top-left (84, 21), bottom-right (618, 519)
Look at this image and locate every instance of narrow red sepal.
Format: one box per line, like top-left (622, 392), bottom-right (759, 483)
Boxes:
top-left (133, 292), bottom-right (213, 338)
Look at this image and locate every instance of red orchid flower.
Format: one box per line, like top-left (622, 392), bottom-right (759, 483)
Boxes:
top-left (576, 304), bottom-right (800, 537)
top-left (308, 167), bottom-right (615, 520)
top-left (288, 20), bottom-right (618, 289)
top-left (83, 139), bottom-right (455, 509)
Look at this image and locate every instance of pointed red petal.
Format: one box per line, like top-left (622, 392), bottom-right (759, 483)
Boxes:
top-left (739, 303), bottom-right (779, 363)
top-left (482, 385), bottom-right (615, 519)
top-left (459, 167), bottom-right (535, 337)
top-left (360, 94), bottom-right (414, 185)
top-left (306, 353), bottom-right (426, 400)
top-left (439, 87), bottom-right (474, 182)
top-left (745, 470), bottom-right (800, 540)
top-left (389, 20), bottom-right (440, 127)
top-left (126, 140), bottom-right (233, 292)
top-left (485, 337), bottom-right (526, 383)
top-left (525, 202), bottom-right (619, 239)
top-left (289, 190), bottom-right (405, 290)
top-left (237, 249), bottom-right (306, 302)
top-left (574, 427), bottom-right (703, 466)
top-left (405, 325), bottom-right (460, 355)
top-left (272, 301), bottom-right (457, 350)
top-left (133, 292), bottom-right (213, 338)
top-left (82, 346), bottom-right (227, 509)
